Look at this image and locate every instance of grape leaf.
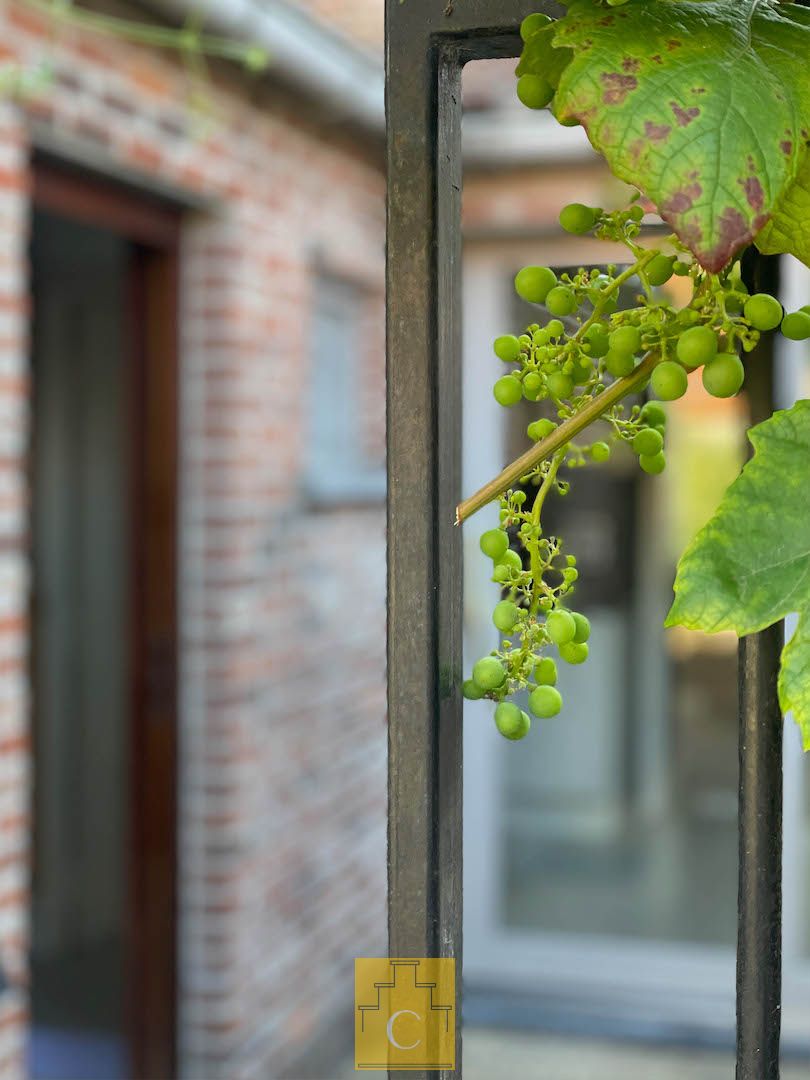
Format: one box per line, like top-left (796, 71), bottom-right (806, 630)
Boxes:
top-left (756, 157), bottom-right (810, 267)
top-left (666, 399), bottom-right (810, 748)
top-left (525, 0), bottom-right (810, 271)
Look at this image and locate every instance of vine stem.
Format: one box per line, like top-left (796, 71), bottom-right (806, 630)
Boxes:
top-left (528, 450), bottom-right (564, 616)
top-left (455, 350), bottom-right (659, 524)
top-left (22, 0), bottom-right (261, 63)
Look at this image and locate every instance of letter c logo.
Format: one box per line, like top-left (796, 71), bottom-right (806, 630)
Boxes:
top-left (386, 1009), bottom-right (422, 1050)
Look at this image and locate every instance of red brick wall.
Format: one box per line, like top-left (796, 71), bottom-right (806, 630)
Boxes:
top-left (0, 100), bottom-right (31, 1079)
top-left (0, 4), bottom-right (387, 1076)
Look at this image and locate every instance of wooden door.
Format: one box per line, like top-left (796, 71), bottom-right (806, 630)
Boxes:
top-left (30, 159), bottom-right (180, 1080)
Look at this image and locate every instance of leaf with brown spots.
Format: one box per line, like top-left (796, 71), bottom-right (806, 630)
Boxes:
top-left (520, 0), bottom-right (810, 270)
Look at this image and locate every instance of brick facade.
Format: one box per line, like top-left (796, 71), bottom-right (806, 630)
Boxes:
top-left (0, 3), bottom-right (387, 1076)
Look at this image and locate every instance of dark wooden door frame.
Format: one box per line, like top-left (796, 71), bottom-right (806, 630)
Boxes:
top-left (31, 156), bottom-right (180, 1080)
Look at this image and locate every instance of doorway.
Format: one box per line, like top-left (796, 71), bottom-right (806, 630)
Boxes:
top-left (28, 160), bottom-right (180, 1079)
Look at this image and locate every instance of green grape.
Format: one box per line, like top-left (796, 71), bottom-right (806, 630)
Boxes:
top-left (494, 334), bottom-right (522, 362)
top-left (546, 609), bottom-right (576, 645)
top-left (517, 74), bottom-right (554, 110)
top-left (546, 286), bottom-right (578, 317)
top-left (527, 418), bottom-right (556, 441)
top-left (493, 375), bottom-right (523, 406)
top-left (646, 254), bottom-right (676, 287)
top-left (802, 305), bottom-right (810, 316)
top-left (584, 325), bottom-right (610, 358)
top-left (632, 427), bottom-right (664, 457)
top-left (571, 358), bottom-right (593, 385)
top-left (781, 311), bottom-right (810, 341)
top-left (533, 657), bottom-right (558, 686)
top-left (528, 684), bottom-right (563, 718)
top-left (462, 679), bottom-right (485, 701)
top-left (609, 325), bottom-right (641, 356)
top-left (702, 352), bottom-right (744, 398)
top-left (493, 600), bottom-right (520, 632)
top-left (545, 319), bottom-right (565, 339)
top-left (515, 266), bottom-right (557, 304)
top-left (629, 204), bottom-right (645, 223)
top-left (673, 259), bottom-right (691, 276)
top-left (605, 349), bottom-right (634, 378)
top-left (640, 401), bottom-right (666, 428)
top-left (571, 612), bottom-right (591, 644)
top-left (495, 702), bottom-right (531, 740)
top-left (651, 360), bottom-right (688, 401)
top-left (497, 548), bottom-right (523, 571)
top-left (676, 325), bottom-right (718, 369)
top-left (559, 202), bottom-right (598, 235)
top-left (559, 640), bottom-right (589, 664)
top-left (473, 657), bottom-right (506, 690)
top-left (480, 529), bottom-right (508, 560)
top-left (606, 0), bottom-right (631, 6)
top-left (547, 372), bottom-right (574, 399)
top-left (523, 372), bottom-right (543, 399)
top-left (744, 293), bottom-right (783, 332)
top-left (639, 451), bottom-right (666, 475)
top-left (590, 441), bottom-right (610, 462)
top-left (520, 11), bottom-right (552, 39)
top-left (492, 565), bottom-right (510, 583)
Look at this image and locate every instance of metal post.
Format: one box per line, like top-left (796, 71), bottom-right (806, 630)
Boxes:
top-left (737, 626), bottom-right (784, 1080)
top-left (736, 253), bottom-right (785, 1080)
top-left (385, 4), bottom-right (546, 1077)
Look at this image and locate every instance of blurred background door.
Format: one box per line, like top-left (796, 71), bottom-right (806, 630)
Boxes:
top-left (29, 161), bottom-right (179, 1079)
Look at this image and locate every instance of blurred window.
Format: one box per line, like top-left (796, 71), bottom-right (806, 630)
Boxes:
top-left (307, 274), bottom-right (385, 502)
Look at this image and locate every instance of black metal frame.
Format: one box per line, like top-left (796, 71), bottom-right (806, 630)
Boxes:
top-left (385, 3), bottom-right (785, 1078)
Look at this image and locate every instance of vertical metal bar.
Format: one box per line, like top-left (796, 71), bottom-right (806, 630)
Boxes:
top-left (737, 252), bottom-right (784, 1080)
top-left (383, 7), bottom-right (595, 1080)
top-left (385, 4), bottom-right (464, 1078)
top-left (737, 626), bottom-right (784, 1080)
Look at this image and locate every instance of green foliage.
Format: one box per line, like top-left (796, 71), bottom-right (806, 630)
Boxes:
top-left (500, 10), bottom-right (810, 754)
top-left (667, 400), bottom-right (810, 748)
top-left (518, 0), bottom-right (810, 272)
top-left (757, 167), bottom-right (810, 266)
top-left (26, 0), bottom-right (268, 78)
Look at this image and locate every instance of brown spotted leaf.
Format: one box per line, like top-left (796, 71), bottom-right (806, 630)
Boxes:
top-left (533, 0), bottom-right (810, 271)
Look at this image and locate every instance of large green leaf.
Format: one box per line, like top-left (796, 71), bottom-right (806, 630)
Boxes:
top-left (756, 157), bottom-right (810, 266)
top-left (521, 0), bottom-right (810, 271)
top-left (666, 399), bottom-right (810, 748)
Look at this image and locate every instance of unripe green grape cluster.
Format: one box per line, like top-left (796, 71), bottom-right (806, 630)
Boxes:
top-left (467, 195), bottom-right (807, 742)
top-left (464, 514), bottom-right (592, 739)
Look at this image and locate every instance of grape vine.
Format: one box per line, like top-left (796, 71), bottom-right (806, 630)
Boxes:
top-left (461, 191), bottom-right (808, 741)
top-left (460, 0), bottom-right (810, 743)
